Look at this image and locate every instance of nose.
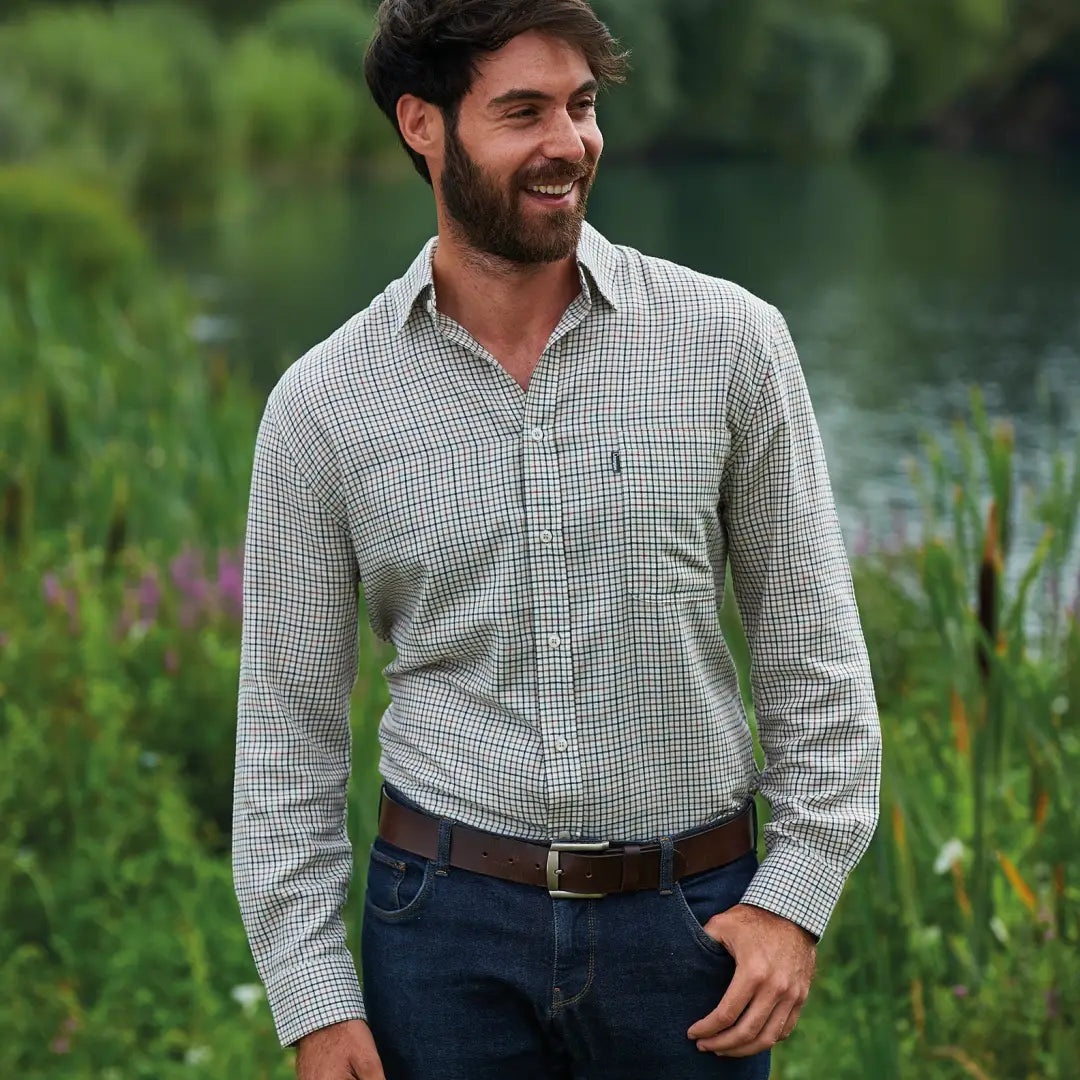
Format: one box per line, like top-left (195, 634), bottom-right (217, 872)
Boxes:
top-left (541, 108), bottom-right (586, 163)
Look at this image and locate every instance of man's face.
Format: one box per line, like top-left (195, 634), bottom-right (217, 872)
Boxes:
top-left (437, 31), bottom-right (603, 265)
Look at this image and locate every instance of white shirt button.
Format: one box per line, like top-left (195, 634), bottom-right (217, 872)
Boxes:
top-left (530, 427), bottom-right (545, 441)
top-left (548, 634), bottom-right (562, 649)
top-left (554, 737), bottom-right (569, 752)
top-left (540, 530), bottom-right (553, 545)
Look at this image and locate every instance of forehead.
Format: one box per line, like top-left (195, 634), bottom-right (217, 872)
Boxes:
top-left (467, 30), bottom-right (594, 102)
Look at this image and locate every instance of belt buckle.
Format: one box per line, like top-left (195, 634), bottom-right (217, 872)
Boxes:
top-left (547, 840), bottom-right (610, 899)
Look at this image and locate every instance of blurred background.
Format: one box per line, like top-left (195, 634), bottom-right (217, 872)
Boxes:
top-left (1, 1), bottom-right (1078, 1077)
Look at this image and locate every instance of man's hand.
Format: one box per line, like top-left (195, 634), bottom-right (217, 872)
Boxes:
top-left (686, 903), bottom-right (817, 1057)
top-left (295, 1019), bottom-right (386, 1079)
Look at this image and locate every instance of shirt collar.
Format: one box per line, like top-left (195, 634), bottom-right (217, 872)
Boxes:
top-left (389, 220), bottom-right (622, 336)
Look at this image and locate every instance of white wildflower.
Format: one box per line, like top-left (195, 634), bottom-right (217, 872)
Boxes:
top-left (933, 838), bottom-right (965, 875)
top-left (231, 983), bottom-right (264, 1015)
top-left (184, 1046), bottom-right (213, 1066)
top-left (1051, 696), bottom-right (1069, 716)
top-left (990, 916), bottom-right (1009, 944)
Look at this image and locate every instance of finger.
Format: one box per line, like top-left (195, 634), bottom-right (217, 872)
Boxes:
top-left (704, 998), bottom-right (793, 1058)
top-left (686, 963), bottom-right (761, 1039)
top-left (696, 988), bottom-right (780, 1054)
top-left (779, 997), bottom-right (807, 1039)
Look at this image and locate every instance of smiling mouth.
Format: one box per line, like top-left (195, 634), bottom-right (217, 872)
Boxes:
top-left (522, 181), bottom-right (579, 206)
top-left (526, 182), bottom-right (576, 196)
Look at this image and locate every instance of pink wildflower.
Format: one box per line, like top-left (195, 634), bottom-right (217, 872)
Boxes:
top-left (137, 571), bottom-right (161, 624)
top-left (217, 549), bottom-right (243, 619)
top-left (43, 573), bottom-right (62, 606)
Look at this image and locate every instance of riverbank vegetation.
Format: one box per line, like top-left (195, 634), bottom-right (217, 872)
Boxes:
top-left (1, 168), bottom-right (1078, 1075)
top-left (1, 1), bottom-right (1078, 219)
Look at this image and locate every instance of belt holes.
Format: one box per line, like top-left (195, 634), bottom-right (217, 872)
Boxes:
top-left (481, 851), bottom-right (488, 858)
top-left (534, 862), bottom-right (540, 870)
top-left (585, 871), bottom-right (592, 879)
top-left (508, 857), bottom-right (515, 864)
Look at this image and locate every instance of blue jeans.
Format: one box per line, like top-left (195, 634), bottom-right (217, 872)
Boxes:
top-left (360, 787), bottom-right (771, 1079)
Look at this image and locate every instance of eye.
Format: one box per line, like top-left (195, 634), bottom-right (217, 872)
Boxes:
top-left (508, 107), bottom-right (538, 120)
top-left (575, 99), bottom-right (597, 112)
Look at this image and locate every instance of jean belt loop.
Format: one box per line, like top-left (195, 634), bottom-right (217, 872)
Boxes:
top-left (435, 818), bottom-right (453, 877)
top-left (658, 835), bottom-right (675, 896)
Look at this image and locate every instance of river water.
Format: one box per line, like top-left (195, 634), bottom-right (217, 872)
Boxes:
top-left (164, 148), bottom-right (1080, 568)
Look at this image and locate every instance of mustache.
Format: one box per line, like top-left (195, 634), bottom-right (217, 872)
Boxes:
top-left (517, 160), bottom-right (596, 188)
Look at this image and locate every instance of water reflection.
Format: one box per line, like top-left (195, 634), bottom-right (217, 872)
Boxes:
top-left (160, 150), bottom-right (1080, 556)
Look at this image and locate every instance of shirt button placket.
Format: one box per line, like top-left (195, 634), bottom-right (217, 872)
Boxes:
top-left (522, 400), bottom-right (580, 838)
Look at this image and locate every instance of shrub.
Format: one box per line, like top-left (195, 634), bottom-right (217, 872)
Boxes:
top-left (221, 33), bottom-right (360, 179)
top-left (261, 0), bottom-right (373, 89)
top-left (0, 4), bottom-right (229, 214)
top-left (753, 4), bottom-right (893, 152)
top-left (109, 2), bottom-right (229, 213)
top-left (260, 0), bottom-right (391, 159)
top-left (0, 166), bottom-right (147, 296)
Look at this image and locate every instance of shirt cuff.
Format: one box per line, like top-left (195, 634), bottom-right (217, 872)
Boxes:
top-left (739, 840), bottom-right (849, 941)
top-left (265, 951), bottom-right (367, 1047)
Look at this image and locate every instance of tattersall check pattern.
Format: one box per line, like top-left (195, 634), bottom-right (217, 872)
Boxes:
top-left (233, 221), bottom-right (882, 1047)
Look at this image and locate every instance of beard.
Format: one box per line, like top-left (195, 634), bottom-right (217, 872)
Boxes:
top-left (439, 120), bottom-right (597, 266)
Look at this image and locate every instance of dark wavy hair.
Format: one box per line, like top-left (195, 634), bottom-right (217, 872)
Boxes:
top-left (364, 0), bottom-right (628, 184)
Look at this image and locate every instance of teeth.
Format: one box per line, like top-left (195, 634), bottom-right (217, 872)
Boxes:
top-left (528, 183), bottom-right (574, 196)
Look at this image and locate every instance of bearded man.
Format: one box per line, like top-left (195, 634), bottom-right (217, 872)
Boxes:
top-left (232, 2), bottom-right (882, 1078)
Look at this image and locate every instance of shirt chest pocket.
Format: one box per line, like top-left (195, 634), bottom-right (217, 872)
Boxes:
top-left (619, 428), bottom-right (725, 602)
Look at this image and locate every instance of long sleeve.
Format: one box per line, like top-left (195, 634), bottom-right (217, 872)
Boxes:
top-left (721, 304), bottom-right (882, 940)
top-left (232, 393), bottom-right (366, 1046)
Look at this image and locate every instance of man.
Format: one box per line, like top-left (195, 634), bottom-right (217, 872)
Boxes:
top-left (233, 1), bottom-right (882, 1077)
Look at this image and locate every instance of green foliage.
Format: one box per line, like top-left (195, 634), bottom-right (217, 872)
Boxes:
top-left (589, 0), bottom-right (679, 155)
top-left (662, 0), bottom-right (891, 152)
top-left (221, 33), bottom-right (361, 179)
top-left (0, 258), bottom-right (257, 561)
top-left (262, 0), bottom-right (373, 88)
top-left (0, 5), bottom-right (227, 213)
top-left (833, 392), bottom-right (1080, 1078)
top-left (865, 0), bottom-right (1011, 131)
top-left (0, 544), bottom-right (293, 1078)
top-left (110, 2), bottom-right (229, 212)
top-left (0, 167), bottom-right (147, 296)
top-left (753, 4), bottom-right (893, 152)
top-left (259, 0), bottom-right (393, 158)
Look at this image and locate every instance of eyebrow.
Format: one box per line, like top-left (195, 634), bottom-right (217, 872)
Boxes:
top-left (488, 79), bottom-right (599, 109)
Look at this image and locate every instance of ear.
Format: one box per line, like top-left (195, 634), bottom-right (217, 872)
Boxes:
top-left (397, 94), bottom-right (444, 161)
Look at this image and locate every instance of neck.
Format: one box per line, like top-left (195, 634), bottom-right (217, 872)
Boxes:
top-left (430, 219), bottom-right (583, 353)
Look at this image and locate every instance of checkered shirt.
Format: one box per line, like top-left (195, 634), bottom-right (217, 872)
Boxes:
top-left (233, 221), bottom-right (882, 1046)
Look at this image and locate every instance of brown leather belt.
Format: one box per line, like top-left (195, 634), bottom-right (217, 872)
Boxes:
top-left (377, 786), bottom-right (756, 898)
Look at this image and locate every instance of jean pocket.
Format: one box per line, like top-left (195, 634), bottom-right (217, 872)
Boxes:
top-left (673, 850), bottom-right (758, 961)
top-left (365, 835), bottom-right (436, 922)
